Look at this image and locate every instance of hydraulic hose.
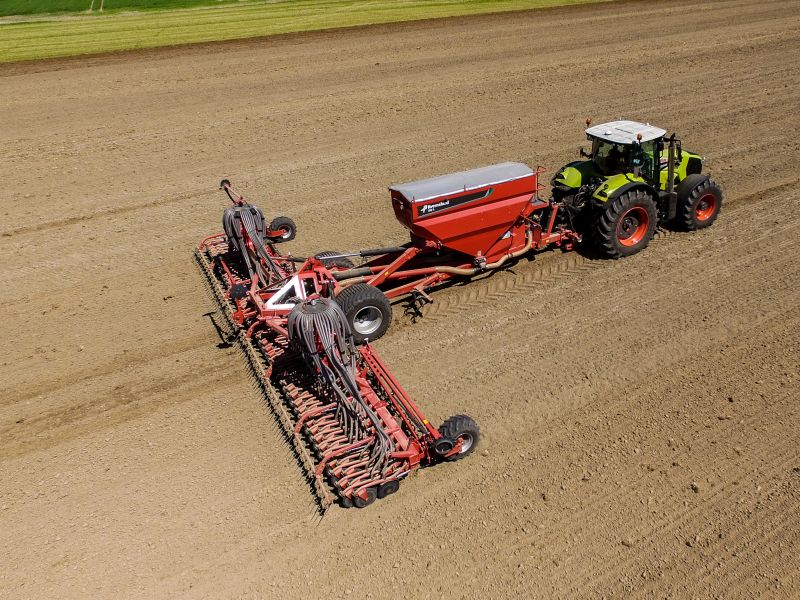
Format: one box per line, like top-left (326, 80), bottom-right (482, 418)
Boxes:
top-left (335, 229), bottom-right (533, 286)
top-left (223, 203), bottom-right (284, 283)
top-left (287, 299), bottom-right (395, 480)
top-left (332, 267), bottom-right (373, 281)
top-left (434, 229), bottom-right (533, 275)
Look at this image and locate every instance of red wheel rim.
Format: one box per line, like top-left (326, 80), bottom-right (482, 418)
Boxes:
top-left (695, 193), bottom-right (717, 221)
top-left (616, 206), bottom-right (649, 247)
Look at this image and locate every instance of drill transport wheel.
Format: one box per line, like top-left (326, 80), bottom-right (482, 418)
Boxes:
top-left (335, 283), bottom-right (392, 344)
top-left (315, 251), bottom-right (355, 269)
top-left (268, 216), bottom-right (297, 242)
top-left (438, 414), bottom-right (480, 461)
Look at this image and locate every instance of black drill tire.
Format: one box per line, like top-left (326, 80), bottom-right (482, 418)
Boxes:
top-left (676, 175), bottom-right (723, 231)
top-left (268, 216), bottom-right (297, 242)
top-left (352, 487), bottom-right (377, 508)
top-left (377, 480), bottom-right (400, 499)
top-left (592, 189), bottom-right (657, 259)
top-left (438, 414), bottom-right (480, 461)
top-left (335, 283), bottom-right (392, 344)
top-left (315, 251), bottom-right (355, 269)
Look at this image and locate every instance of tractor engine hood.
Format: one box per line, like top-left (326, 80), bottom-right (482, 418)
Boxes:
top-left (551, 160), bottom-right (600, 191)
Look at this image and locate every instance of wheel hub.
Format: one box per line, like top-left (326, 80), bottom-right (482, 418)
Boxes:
top-left (619, 216), bottom-right (639, 238)
top-left (695, 193), bottom-right (717, 221)
top-left (353, 306), bottom-right (383, 335)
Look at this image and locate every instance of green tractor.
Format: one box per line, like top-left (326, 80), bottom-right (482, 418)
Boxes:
top-left (551, 119), bottom-right (723, 258)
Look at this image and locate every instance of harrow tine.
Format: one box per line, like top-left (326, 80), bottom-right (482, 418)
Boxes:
top-left (195, 244), bottom-right (334, 513)
top-left (195, 213), bottom-right (480, 511)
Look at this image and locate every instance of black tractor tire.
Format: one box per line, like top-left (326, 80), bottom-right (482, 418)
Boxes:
top-left (352, 487), bottom-right (377, 508)
top-left (335, 283), bottom-right (392, 344)
top-left (591, 189), bottom-right (657, 259)
top-left (267, 216), bottom-right (297, 242)
top-left (315, 251), bottom-right (355, 269)
top-left (438, 414), bottom-right (480, 462)
top-left (676, 175), bottom-right (723, 231)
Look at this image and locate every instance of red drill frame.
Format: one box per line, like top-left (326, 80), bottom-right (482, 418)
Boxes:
top-left (206, 165), bottom-right (580, 319)
top-left (197, 162), bottom-right (578, 508)
top-left (196, 209), bottom-right (469, 509)
top-left (302, 165), bottom-right (580, 304)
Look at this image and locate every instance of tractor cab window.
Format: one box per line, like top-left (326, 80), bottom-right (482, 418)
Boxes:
top-left (591, 137), bottom-right (658, 181)
top-left (630, 140), bottom-right (657, 181)
top-left (591, 138), bottom-right (629, 175)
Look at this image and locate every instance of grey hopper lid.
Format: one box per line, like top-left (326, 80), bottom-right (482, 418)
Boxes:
top-left (389, 162), bottom-right (534, 203)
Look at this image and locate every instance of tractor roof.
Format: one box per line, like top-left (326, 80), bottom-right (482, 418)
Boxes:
top-left (585, 120), bottom-right (666, 145)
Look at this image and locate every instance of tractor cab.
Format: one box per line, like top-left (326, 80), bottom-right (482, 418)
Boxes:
top-left (551, 119), bottom-right (706, 201)
top-left (584, 121), bottom-right (666, 181)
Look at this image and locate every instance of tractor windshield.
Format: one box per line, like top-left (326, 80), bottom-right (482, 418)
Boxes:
top-left (590, 138), bottom-right (657, 180)
top-left (591, 138), bottom-right (629, 175)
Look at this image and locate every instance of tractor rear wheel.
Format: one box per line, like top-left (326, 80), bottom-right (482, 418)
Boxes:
top-left (592, 189), bottom-right (657, 258)
top-left (676, 175), bottom-right (723, 230)
top-left (438, 415), bottom-right (480, 462)
top-left (315, 251), bottom-right (355, 269)
top-left (335, 283), bottom-right (392, 344)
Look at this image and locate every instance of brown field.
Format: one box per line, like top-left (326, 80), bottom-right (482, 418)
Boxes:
top-left (1, 0), bottom-right (799, 597)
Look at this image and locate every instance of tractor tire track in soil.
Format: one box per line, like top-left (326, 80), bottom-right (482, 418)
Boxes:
top-left (407, 181), bottom-right (794, 330)
top-left (1, 0), bottom-right (799, 597)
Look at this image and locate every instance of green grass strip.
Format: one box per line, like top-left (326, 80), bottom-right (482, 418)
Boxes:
top-left (0, 0), bottom-right (608, 64)
top-left (0, 0), bottom-right (243, 18)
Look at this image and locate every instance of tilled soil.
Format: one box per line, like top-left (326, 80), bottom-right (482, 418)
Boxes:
top-left (1, 0), bottom-right (799, 597)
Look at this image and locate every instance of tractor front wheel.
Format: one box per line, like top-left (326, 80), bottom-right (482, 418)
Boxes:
top-left (335, 283), bottom-right (392, 344)
top-left (592, 189), bottom-right (657, 258)
top-left (676, 175), bottom-right (723, 231)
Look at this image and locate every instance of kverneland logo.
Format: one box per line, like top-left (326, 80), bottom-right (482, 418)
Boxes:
top-left (420, 199), bottom-right (451, 214)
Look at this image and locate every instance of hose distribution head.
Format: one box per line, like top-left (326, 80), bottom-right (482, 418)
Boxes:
top-left (287, 297), bottom-right (354, 361)
top-left (287, 298), bottom-right (395, 484)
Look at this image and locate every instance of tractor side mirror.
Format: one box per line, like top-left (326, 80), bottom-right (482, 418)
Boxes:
top-left (579, 146), bottom-right (591, 158)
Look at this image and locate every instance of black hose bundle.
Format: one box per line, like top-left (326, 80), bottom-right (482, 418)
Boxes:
top-left (287, 298), bottom-right (394, 480)
top-left (222, 204), bottom-right (282, 283)
top-left (223, 204), bottom-right (262, 253)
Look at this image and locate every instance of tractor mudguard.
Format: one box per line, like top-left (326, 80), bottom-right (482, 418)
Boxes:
top-left (676, 173), bottom-right (710, 202)
top-left (678, 150), bottom-right (703, 179)
top-left (591, 173), bottom-right (653, 204)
